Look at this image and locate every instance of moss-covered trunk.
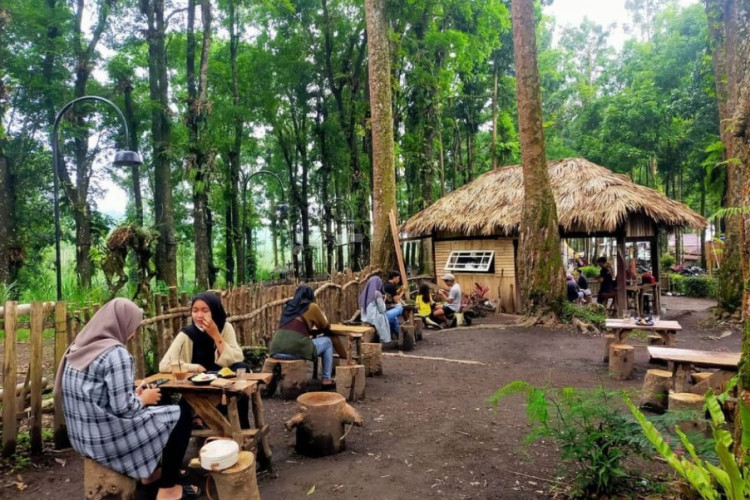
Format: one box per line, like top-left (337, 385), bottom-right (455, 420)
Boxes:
top-left (511, 0), bottom-right (566, 313)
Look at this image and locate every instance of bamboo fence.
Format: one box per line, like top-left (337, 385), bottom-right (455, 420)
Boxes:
top-left (0, 267), bottom-right (379, 457)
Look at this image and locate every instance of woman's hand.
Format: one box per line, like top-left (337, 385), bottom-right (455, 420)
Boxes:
top-left (203, 316), bottom-right (225, 354)
top-left (139, 387), bottom-right (162, 406)
top-left (195, 364), bottom-right (206, 373)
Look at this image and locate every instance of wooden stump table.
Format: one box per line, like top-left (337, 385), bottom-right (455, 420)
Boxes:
top-left (209, 451), bottom-right (261, 500)
top-left (83, 458), bottom-right (136, 500)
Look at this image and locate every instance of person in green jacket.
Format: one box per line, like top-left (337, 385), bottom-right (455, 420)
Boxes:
top-left (269, 286), bottom-right (347, 388)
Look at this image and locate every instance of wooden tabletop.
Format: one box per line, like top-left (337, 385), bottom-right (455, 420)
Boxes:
top-left (647, 347), bottom-right (740, 369)
top-left (329, 324), bottom-right (374, 336)
top-left (141, 372), bottom-right (265, 396)
top-left (606, 319), bottom-right (681, 331)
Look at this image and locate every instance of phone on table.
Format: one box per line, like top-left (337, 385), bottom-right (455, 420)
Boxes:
top-left (141, 378), bottom-right (169, 390)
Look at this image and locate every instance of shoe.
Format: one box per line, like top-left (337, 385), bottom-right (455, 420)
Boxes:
top-left (383, 340), bottom-right (399, 350)
top-left (424, 317), bottom-right (441, 329)
top-left (321, 381), bottom-right (337, 391)
top-left (644, 316), bottom-right (655, 326)
top-left (179, 484), bottom-right (202, 499)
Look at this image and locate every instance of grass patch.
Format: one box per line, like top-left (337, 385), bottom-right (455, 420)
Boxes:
top-left (560, 302), bottom-right (606, 328)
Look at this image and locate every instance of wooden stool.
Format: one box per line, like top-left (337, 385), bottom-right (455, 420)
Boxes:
top-left (209, 451), bottom-right (260, 500)
top-left (608, 344), bottom-right (634, 380)
top-left (413, 317), bottom-right (424, 341)
top-left (400, 324), bottom-right (415, 351)
top-left (668, 392), bottom-right (707, 433)
top-left (692, 372), bottom-right (713, 384)
top-left (638, 369), bottom-right (672, 412)
top-left (361, 342), bottom-right (383, 376)
top-left (261, 358), bottom-right (309, 399)
top-left (335, 364), bottom-right (366, 401)
top-left (83, 458), bottom-right (136, 500)
top-left (647, 334), bottom-right (665, 346)
top-left (602, 333), bottom-right (616, 362)
top-left (285, 392), bottom-right (364, 457)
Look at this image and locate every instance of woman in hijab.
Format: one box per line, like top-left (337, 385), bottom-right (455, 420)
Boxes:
top-left (269, 285), bottom-right (347, 387)
top-left (55, 298), bottom-right (198, 500)
top-left (359, 276), bottom-right (395, 346)
top-left (159, 292), bottom-right (244, 374)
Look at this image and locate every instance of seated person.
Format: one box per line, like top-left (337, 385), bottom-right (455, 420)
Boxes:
top-left (268, 285), bottom-right (347, 388)
top-left (359, 276), bottom-right (397, 347)
top-left (382, 271), bottom-right (405, 339)
top-left (159, 292), bottom-right (249, 427)
top-left (438, 274), bottom-right (462, 326)
top-left (640, 271), bottom-right (657, 284)
top-left (576, 270), bottom-right (593, 303)
top-left (57, 299), bottom-right (199, 500)
top-left (415, 283), bottom-right (444, 328)
top-left (566, 273), bottom-right (584, 304)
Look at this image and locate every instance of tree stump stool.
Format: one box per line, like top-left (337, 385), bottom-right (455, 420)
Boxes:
top-left (692, 372), bottom-right (713, 384)
top-left (261, 358), bottom-right (309, 399)
top-left (608, 343), bottom-right (634, 380)
top-left (285, 391), bottom-right (364, 457)
top-left (209, 451), bottom-right (260, 500)
top-left (668, 392), bottom-right (707, 433)
top-left (647, 334), bottom-right (665, 346)
top-left (400, 324), bottom-right (415, 351)
top-left (413, 318), bottom-right (423, 341)
top-left (83, 458), bottom-right (136, 500)
top-left (335, 364), bottom-right (366, 401)
top-left (361, 342), bottom-right (383, 376)
top-left (638, 369), bottom-right (672, 412)
top-left (602, 333), bottom-right (616, 362)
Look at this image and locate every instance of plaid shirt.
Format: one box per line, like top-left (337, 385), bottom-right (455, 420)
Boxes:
top-left (62, 346), bottom-right (180, 479)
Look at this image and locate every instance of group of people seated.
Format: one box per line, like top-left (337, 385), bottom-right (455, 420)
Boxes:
top-left (55, 270), bottom-right (467, 499)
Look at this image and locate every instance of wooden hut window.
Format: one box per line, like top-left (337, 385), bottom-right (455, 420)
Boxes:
top-left (444, 251), bottom-right (495, 273)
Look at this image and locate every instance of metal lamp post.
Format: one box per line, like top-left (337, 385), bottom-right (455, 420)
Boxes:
top-left (52, 96), bottom-right (143, 301)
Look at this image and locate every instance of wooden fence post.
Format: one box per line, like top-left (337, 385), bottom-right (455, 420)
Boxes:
top-left (2, 301), bottom-right (18, 457)
top-left (29, 302), bottom-right (44, 454)
top-left (54, 301), bottom-right (70, 449)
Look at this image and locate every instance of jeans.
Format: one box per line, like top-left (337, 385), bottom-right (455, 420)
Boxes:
top-left (385, 305), bottom-right (403, 338)
top-left (272, 336), bottom-right (334, 381)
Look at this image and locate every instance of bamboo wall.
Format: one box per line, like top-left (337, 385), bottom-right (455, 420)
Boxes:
top-left (433, 238), bottom-right (517, 313)
top-left (0, 268), bottom-right (378, 458)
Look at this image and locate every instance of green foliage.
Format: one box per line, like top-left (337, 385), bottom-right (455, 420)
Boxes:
top-left (668, 273), bottom-right (717, 298)
top-left (490, 382), bottom-right (645, 497)
top-left (660, 254), bottom-right (676, 270)
top-left (559, 301), bottom-right (606, 328)
top-left (578, 265), bottom-right (600, 278)
top-left (626, 391), bottom-right (750, 500)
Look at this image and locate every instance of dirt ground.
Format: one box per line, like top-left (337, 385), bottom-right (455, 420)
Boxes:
top-left (0, 295), bottom-right (742, 499)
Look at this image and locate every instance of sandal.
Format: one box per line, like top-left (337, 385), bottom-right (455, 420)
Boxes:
top-left (180, 483), bottom-right (202, 499)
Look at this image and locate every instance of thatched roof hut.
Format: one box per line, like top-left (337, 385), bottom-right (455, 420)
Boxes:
top-left (402, 158), bottom-right (707, 237)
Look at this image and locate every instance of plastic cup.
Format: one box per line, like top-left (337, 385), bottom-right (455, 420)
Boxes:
top-left (236, 367), bottom-right (247, 378)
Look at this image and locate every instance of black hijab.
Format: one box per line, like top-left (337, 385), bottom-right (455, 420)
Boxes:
top-left (279, 286), bottom-right (315, 328)
top-left (182, 292), bottom-right (227, 371)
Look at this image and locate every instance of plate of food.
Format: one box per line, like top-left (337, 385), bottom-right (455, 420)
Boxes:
top-left (189, 373), bottom-right (218, 385)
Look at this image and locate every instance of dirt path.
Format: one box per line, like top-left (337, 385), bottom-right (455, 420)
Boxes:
top-left (1, 296), bottom-right (740, 499)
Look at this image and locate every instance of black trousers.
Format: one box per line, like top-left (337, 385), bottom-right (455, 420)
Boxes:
top-left (158, 405), bottom-right (192, 488)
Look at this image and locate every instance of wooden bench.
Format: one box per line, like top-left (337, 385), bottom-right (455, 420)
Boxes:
top-left (647, 346), bottom-right (739, 393)
top-left (605, 319), bottom-right (681, 346)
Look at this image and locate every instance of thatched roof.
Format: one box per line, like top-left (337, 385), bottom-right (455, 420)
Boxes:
top-left (402, 158), bottom-right (707, 237)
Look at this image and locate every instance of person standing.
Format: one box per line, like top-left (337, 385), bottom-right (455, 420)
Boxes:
top-left (596, 256), bottom-right (616, 306)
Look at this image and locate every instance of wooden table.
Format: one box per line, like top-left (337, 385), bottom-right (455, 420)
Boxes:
top-left (141, 372), bottom-right (273, 469)
top-left (647, 346), bottom-right (739, 393)
top-left (329, 323), bottom-right (374, 363)
top-left (625, 283), bottom-right (660, 317)
top-left (605, 318), bottom-right (681, 346)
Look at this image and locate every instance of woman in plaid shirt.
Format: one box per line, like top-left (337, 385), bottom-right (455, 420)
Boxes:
top-left (54, 299), bottom-right (199, 500)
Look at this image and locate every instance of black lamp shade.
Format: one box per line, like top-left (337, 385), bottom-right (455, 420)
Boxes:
top-left (113, 150), bottom-right (143, 166)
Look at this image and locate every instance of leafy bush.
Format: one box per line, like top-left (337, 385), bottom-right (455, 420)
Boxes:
top-left (489, 382), bottom-right (646, 497)
top-left (560, 301), bottom-right (606, 328)
top-left (626, 391), bottom-right (750, 500)
top-left (668, 274), bottom-right (717, 298)
top-left (578, 265), bottom-right (600, 278)
top-left (661, 254), bottom-right (676, 270)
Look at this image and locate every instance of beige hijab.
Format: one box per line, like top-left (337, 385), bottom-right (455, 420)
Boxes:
top-left (53, 298), bottom-right (143, 402)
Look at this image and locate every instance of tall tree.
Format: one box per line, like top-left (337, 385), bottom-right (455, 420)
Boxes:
top-left (512, 0), bottom-right (565, 313)
top-left (141, 0), bottom-right (177, 286)
top-left (365, 0), bottom-right (397, 271)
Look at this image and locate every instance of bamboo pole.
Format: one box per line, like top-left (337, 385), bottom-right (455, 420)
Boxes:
top-left (29, 302), bottom-right (44, 454)
top-left (2, 301), bottom-right (19, 457)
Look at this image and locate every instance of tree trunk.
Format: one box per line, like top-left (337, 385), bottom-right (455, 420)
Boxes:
top-left (492, 67), bottom-right (499, 170)
top-left (122, 77), bottom-right (143, 226)
top-left (365, 0), bottom-right (397, 271)
top-left (511, 0), bottom-right (566, 313)
top-left (0, 155), bottom-right (18, 284)
top-left (143, 0), bottom-right (178, 286)
top-left (228, 0), bottom-right (243, 284)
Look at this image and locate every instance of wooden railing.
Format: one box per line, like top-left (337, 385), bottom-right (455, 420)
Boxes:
top-left (0, 267), bottom-right (380, 457)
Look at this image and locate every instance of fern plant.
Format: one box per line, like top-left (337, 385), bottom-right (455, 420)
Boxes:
top-left (490, 381), bottom-right (645, 497)
top-left (625, 390), bottom-right (750, 499)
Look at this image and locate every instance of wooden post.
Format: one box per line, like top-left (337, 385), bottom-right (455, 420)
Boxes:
top-left (54, 301), bottom-right (70, 449)
top-left (615, 231), bottom-right (627, 318)
top-left (674, 364), bottom-right (692, 393)
top-left (29, 302), bottom-right (44, 454)
top-left (608, 344), bottom-right (634, 380)
top-left (388, 209), bottom-right (410, 301)
top-left (361, 343), bottom-right (383, 376)
top-left (638, 369), bottom-right (672, 412)
top-left (2, 301), bottom-right (18, 457)
top-left (602, 333), bottom-right (616, 362)
top-left (83, 458), bottom-right (136, 500)
top-left (209, 451), bottom-right (260, 500)
top-left (335, 364), bottom-right (366, 401)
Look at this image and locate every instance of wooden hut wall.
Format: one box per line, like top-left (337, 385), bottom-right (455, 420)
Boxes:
top-left (626, 214), bottom-right (657, 238)
top-left (434, 238), bottom-right (516, 313)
